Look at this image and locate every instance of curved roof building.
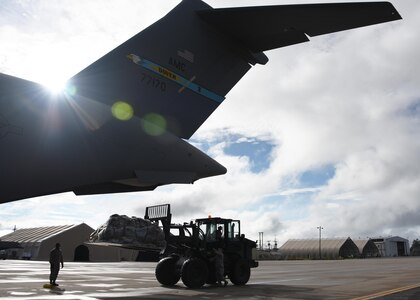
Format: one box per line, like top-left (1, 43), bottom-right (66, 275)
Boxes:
top-left (280, 238), bottom-right (360, 259)
top-left (0, 224), bottom-right (137, 261)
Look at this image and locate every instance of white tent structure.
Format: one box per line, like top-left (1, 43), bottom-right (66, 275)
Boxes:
top-left (280, 238), bottom-right (360, 259)
top-left (0, 224), bottom-right (137, 261)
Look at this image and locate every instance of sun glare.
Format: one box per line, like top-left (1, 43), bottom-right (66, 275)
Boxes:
top-left (35, 68), bottom-right (71, 95)
top-left (42, 77), bottom-right (68, 95)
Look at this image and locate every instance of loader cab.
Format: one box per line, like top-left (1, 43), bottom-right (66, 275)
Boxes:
top-left (196, 217), bottom-right (241, 243)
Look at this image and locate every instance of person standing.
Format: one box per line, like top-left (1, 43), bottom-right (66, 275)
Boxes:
top-left (216, 226), bottom-right (224, 248)
top-left (214, 226), bottom-right (227, 286)
top-left (216, 226), bottom-right (223, 240)
top-left (214, 247), bottom-right (228, 287)
top-left (49, 243), bottom-right (64, 286)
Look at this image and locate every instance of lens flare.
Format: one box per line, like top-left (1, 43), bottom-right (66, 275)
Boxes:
top-left (65, 85), bottom-right (77, 97)
top-left (143, 113), bottom-right (167, 136)
top-left (112, 101), bottom-right (134, 121)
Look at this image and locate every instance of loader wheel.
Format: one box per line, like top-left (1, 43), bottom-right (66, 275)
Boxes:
top-left (181, 258), bottom-right (208, 288)
top-left (155, 256), bottom-right (181, 286)
top-left (229, 259), bottom-right (250, 285)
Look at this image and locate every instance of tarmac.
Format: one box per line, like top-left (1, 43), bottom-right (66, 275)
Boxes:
top-left (1, 257), bottom-right (420, 299)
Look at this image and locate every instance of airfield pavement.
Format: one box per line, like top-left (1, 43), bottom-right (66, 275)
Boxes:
top-left (1, 257), bottom-right (420, 299)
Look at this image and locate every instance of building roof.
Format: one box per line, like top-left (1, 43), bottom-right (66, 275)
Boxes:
top-left (0, 225), bottom-right (77, 243)
top-left (353, 239), bottom-right (379, 257)
top-left (353, 239), bottom-right (370, 249)
top-left (280, 238), bottom-right (360, 258)
top-left (281, 238), bottom-right (350, 251)
top-left (371, 236), bottom-right (409, 243)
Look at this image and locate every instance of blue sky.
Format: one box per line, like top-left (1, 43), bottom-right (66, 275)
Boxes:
top-left (194, 134), bottom-right (275, 173)
top-left (1, 0), bottom-right (420, 246)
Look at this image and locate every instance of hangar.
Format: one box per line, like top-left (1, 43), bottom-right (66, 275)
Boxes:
top-left (0, 224), bottom-right (138, 261)
top-left (371, 236), bottom-right (410, 257)
top-left (280, 238), bottom-right (360, 259)
top-left (353, 239), bottom-right (380, 258)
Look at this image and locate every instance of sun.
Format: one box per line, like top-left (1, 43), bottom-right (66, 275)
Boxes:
top-left (40, 76), bottom-right (69, 95)
top-left (33, 62), bottom-right (72, 95)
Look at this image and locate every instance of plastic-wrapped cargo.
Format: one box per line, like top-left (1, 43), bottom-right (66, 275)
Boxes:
top-left (89, 214), bottom-right (166, 250)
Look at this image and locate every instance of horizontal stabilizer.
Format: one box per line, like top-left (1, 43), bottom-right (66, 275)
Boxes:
top-left (73, 183), bottom-right (157, 196)
top-left (198, 2), bottom-right (402, 52)
top-left (135, 170), bottom-right (197, 184)
top-left (73, 170), bottom-right (198, 196)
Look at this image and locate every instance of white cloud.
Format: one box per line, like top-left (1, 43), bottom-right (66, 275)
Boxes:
top-left (0, 0), bottom-right (171, 83)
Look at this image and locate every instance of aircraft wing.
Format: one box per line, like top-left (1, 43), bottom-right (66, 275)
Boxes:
top-left (197, 2), bottom-right (402, 52)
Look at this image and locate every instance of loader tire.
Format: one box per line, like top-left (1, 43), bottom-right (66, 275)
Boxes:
top-left (229, 259), bottom-right (250, 285)
top-left (155, 256), bottom-right (181, 286)
top-left (181, 258), bottom-right (208, 288)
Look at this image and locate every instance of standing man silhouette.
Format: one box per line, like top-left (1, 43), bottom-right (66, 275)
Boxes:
top-left (215, 226), bottom-right (228, 286)
top-left (49, 243), bottom-right (64, 286)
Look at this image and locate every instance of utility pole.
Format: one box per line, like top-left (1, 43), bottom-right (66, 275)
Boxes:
top-left (317, 226), bottom-right (323, 259)
top-left (259, 232), bottom-right (264, 250)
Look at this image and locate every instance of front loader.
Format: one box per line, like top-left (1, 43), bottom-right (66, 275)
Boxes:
top-left (145, 204), bottom-right (258, 288)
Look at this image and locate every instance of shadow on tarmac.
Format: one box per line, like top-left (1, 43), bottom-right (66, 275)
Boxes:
top-left (96, 284), bottom-right (318, 300)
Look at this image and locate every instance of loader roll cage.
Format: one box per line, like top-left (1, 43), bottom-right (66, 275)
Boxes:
top-left (144, 204), bottom-right (243, 247)
top-left (196, 217), bottom-right (242, 242)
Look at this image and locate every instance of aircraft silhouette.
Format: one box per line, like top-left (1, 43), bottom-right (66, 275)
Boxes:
top-left (0, 0), bottom-right (401, 203)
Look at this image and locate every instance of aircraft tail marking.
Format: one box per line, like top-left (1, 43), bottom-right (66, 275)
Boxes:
top-left (126, 54), bottom-right (224, 103)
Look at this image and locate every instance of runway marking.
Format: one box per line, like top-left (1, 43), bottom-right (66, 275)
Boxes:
top-left (76, 283), bottom-right (122, 287)
top-left (351, 283), bottom-right (420, 300)
top-left (250, 277), bottom-right (311, 285)
top-left (9, 292), bottom-right (36, 296)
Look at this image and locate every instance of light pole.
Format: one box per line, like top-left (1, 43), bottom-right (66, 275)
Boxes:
top-left (317, 226), bottom-right (323, 259)
top-left (259, 232), bottom-right (264, 250)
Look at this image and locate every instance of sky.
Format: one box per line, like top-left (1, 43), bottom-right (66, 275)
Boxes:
top-left (1, 0), bottom-right (419, 248)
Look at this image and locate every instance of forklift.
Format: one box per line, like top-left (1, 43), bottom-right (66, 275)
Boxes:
top-left (144, 204), bottom-right (258, 288)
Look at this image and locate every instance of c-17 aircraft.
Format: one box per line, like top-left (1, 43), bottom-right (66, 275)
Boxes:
top-left (0, 0), bottom-right (401, 204)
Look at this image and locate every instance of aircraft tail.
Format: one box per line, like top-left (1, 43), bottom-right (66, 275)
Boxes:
top-left (70, 0), bottom-right (262, 140)
top-left (70, 0), bottom-right (400, 139)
